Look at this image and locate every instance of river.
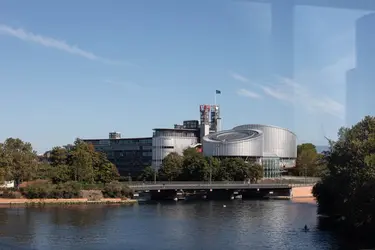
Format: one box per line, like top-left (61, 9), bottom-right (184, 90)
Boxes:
top-left (0, 200), bottom-right (362, 250)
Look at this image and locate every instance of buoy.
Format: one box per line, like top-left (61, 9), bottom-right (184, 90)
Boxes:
top-left (223, 205), bottom-right (226, 207)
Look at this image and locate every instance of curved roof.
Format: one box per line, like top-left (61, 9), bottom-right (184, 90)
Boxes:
top-left (233, 124), bottom-right (297, 137)
top-left (204, 129), bottom-right (262, 143)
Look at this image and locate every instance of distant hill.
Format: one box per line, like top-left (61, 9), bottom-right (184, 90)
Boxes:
top-left (315, 145), bottom-right (329, 153)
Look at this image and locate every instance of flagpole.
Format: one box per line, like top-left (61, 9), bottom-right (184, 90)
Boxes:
top-left (214, 91), bottom-right (217, 105)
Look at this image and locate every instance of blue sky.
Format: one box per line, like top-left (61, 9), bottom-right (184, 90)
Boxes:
top-left (0, 0), bottom-right (369, 153)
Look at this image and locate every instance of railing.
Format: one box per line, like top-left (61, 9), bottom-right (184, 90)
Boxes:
top-left (128, 178), bottom-right (319, 187)
top-left (128, 181), bottom-right (316, 190)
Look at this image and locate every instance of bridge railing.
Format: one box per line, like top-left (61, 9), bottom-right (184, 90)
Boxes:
top-left (126, 178), bottom-right (319, 187)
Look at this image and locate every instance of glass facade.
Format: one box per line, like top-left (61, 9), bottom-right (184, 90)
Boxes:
top-left (262, 157), bottom-right (281, 178)
top-left (83, 137), bottom-right (152, 177)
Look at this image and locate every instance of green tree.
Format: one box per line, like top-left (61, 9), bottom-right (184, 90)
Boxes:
top-left (49, 147), bottom-right (68, 166)
top-left (0, 138), bottom-right (38, 186)
top-left (70, 139), bottom-right (94, 183)
top-left (180, 148), bottom-right (210, 181)
top-left (219, 158), bottom-right (249, 181)
top-left (313, 116), bottom-right (375, 232)
top-left (206, 156), bottom-right (220, 181)
top-left (292, 143), bottom-right (325, 177)
top-left (35, 163), bottom-right (53, 180)
top-left (51, 165), bottom-right (73, 183)
top-left (94, 157), bottom-right (119, 183)
top-left (137, 166), bottom-right (156, 181)
top-left (158, 152), bottom-right (183, 181)
top-left (247, 162), bottom-right (263, 183)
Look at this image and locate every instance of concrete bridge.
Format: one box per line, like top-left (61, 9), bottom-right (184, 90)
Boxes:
top-left (129, 178), bottom-right (318, 200)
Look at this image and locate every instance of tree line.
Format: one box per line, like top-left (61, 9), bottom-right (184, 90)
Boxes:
top-left (313, 116), bottom-right (375, 238)
top-left (138, 147), bottom-right (264, 183)
top-left (0, 138), bottom-right (128, 199)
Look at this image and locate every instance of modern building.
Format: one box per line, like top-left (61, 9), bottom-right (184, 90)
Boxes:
top-left (152, 126), bottom-right (200, 169)
top-left (83, 133), bottom-right (152, 177)
top-left (202, 124), bottom-right (297, 178)
top-left (82, 104), bottom-right (297, 178)
top-left (151, 105), bottom-right (221, 169)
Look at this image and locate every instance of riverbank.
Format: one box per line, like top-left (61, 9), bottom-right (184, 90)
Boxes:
top-left (290, 186), bottom-right (316, 204)
top-left (0, 198), bottom-right (138, 205)
top-left (291, 197), bottom-right (316, 204)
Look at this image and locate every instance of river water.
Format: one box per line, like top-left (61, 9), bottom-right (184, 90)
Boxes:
top-left (0, 200), bottom-right (359, 250)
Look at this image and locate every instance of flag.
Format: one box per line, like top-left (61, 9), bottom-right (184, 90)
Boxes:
top-left (216, 90), bottom-right (221, 94)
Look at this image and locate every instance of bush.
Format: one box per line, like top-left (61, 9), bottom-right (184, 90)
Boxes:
top-left (102, 181), bottom-right (133, 198)
top-left (0, 189), bottom-right (22, 198)
top-left (20, 181), bottom-right (81, 199)
top-left (79, 190), bottom-right (103, 201)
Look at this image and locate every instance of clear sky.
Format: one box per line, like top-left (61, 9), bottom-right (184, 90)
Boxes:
top-left (0, 0), bottom-right (370, 153)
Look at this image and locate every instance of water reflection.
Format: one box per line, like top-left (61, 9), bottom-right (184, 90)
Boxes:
top-left (0, 201), bottom-right (357, 250)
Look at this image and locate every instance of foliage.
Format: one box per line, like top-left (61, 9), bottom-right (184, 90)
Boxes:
top-left (0, 137), bottom-right (122, 198)
top-left (313, 116), bottom-right (375, 233)
top-left (102, 181), bottom-right (133, 198)
top-left (291, 143), bottom-right (326, 177)
top-left (156, 148), bottom-right (263, 182)
top-left (179, 148), bottom-right (210, 181)
top-left (0, 138), bottom-right (38, 186)
top-left (20, 181), bottom-right (82, 199)
top-left (158, 152), bottom-right (183, 181)
top-left (137, 166), bottom-right (156, 181)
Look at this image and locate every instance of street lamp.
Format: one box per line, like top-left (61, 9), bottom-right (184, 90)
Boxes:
top-left (154, 167), bottom-right (157, 184)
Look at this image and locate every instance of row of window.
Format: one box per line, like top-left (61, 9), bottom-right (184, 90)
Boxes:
top-left (153, 131), bottom-right (197, 138)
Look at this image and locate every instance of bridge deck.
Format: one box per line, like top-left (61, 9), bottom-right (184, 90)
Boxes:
top-left (129, 182), bottom-right (314, 191)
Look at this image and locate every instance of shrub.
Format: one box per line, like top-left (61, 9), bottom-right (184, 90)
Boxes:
top-left (79, 190), bottom-right (103, 201)
top-left (102, 181), bottom-right (133, 198)
top-left (0, 189), bottom-right (22, 198)
top-left (20, 181), bottom-right (82, 199)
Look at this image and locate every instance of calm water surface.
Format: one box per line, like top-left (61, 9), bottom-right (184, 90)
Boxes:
top-left (0, 200), bottom-right (350, 250)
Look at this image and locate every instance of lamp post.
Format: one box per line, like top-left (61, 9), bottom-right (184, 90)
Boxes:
top-left (209, 164), bottom-right (212, 185)
top-left (154, 168), bottom-right (157, 184)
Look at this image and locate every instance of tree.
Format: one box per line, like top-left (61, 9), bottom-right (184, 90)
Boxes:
top-left (49, 147), bottom-right (68, 166)
top-left (70, 139), bottom-right (94, 183)
top-left (219, 158), bottom-right (248, 181)
top-left (35, 163), bottom-right (53, 180)
top-left (180, 148), bottom-right (210, 181)
top-left (292, 143), bottom-right (325, 177)
top-left (51, 165), bottom-right (73, 183)
top-left (93, 156), bottom-right (119, 184)
top-left (0, 138), bottom-right (38, 186)
top-left (313, 116), bottom-right (375, 233)
top-left (158, 152), bottom-right (183, 181)
top-left (206, 156), bottom-right (220, 181)
top-left (137, 166), bottom-right (156, 181)
top-left (247, 162), bottom-right (263, 183)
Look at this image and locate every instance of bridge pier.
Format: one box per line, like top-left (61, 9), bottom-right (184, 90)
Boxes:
top-left (150, 189), bottom-right (177, 201)
top-left (206, 189), bottom-right (235, 200)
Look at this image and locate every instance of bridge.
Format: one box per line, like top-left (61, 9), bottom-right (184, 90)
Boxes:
top-left (129, 178), bottom-right (319, 200)
top-left (129, 181), bottom-right (315, 191)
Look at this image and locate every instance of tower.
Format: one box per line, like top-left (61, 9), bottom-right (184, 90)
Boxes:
top-left (210, 105), bottom-right (221, 133)
top-left (200, 105), bottom-right (211, 139)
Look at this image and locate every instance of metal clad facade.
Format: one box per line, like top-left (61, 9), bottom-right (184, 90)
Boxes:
top-left (202, 130), bottom-right (263, 157)
top-left (152, 136), bottom-right (198, 169)
top-left (233, 124), bottom-right (297, 158)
